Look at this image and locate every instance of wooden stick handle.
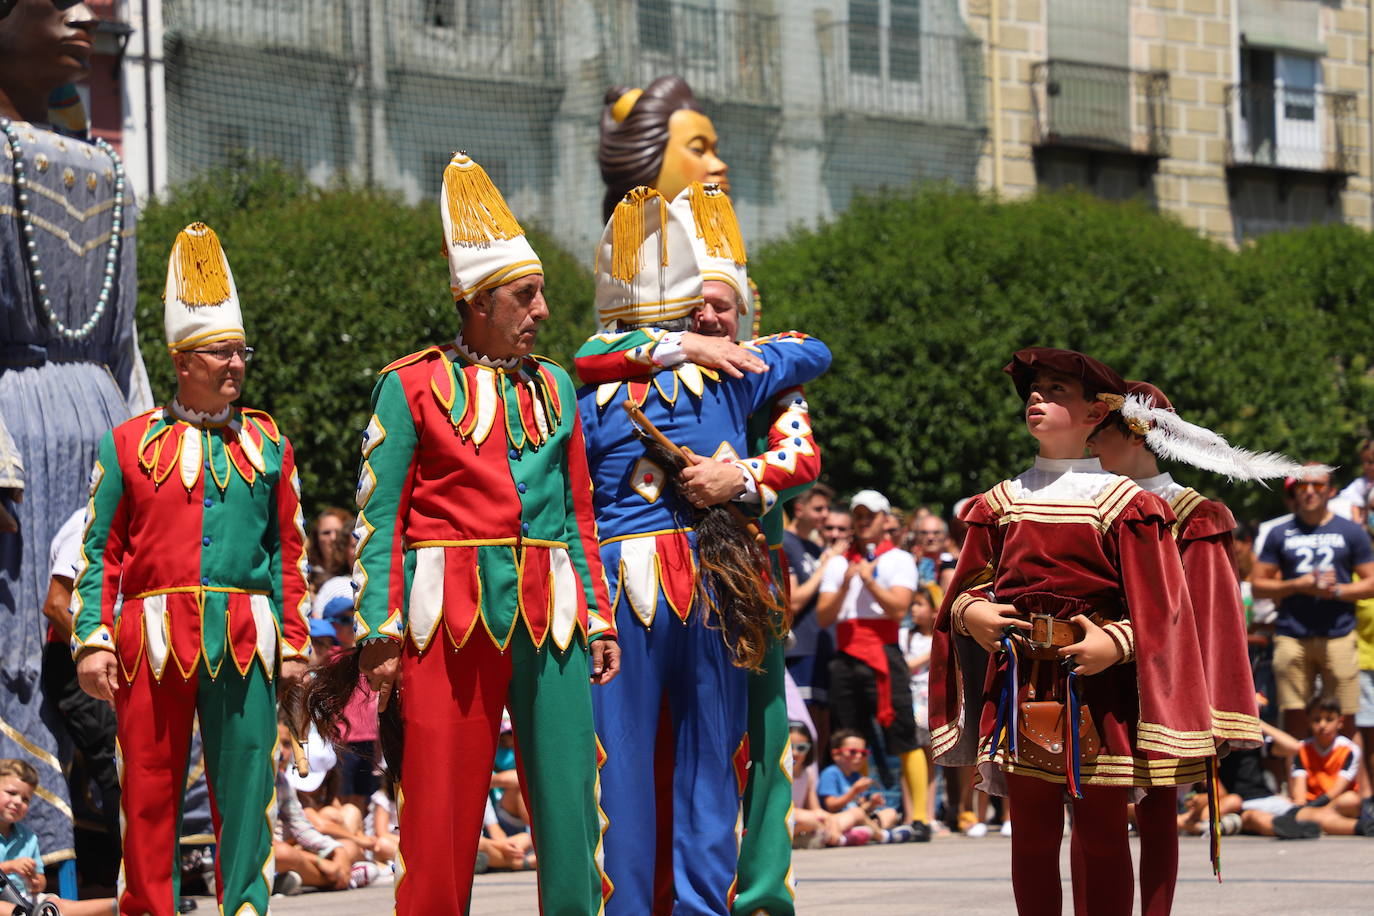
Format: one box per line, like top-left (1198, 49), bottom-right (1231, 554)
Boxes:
top-left (622, 399), bottom-right (769, 551)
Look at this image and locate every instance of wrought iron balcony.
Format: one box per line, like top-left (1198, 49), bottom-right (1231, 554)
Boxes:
top-left (816, 22), bottom-right (984, 128)
top-left (600, 0), bottom-right (782, 109)
top-left (164, 0), bottom-right (351, 56)
top-left (1226, 83), bottom-right (1358, 175)
top-left (1030, 60), bottom-right (1169, 158)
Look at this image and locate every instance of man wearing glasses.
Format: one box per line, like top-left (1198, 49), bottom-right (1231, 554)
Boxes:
top-left (72, 223), bottom-right (312, 916)
top-left (1252, 468), bottom-right (1374, 741)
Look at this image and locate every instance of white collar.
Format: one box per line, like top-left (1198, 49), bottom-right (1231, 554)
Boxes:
top-left (170, 399), bottom-right (232, 425)
top-left (1135, 472), bottom-right (1176, 492)
top-left (1033, 455), bottom-right (1102, 473)
top-left (453, 334), bottom-right (521, 370)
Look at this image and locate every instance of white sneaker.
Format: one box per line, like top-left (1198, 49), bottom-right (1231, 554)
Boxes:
top-left (1000, 820), bottom-right (1013, 837)
top-left (349, 861), bottom-right (380, 888)
top-left (965, 822), bottom-right (988, 838)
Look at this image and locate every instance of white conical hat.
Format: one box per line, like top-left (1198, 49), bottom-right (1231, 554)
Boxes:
top-left (594, 186), bottom-right (703, 330)
top-left (163, 223), bottom-right (245, 353)
top-left (667, 182), bottom-right (753, 340)
top-left (439, 152), bottom-right (542, 303)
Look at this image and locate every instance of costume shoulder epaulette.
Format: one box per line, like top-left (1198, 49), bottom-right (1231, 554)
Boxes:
top-left (379, 346), bottom-right (447, 376)
top-left (238, 407), bottom-right (281, 443)
top-left (1171, 489), bottom-right (1235, 541)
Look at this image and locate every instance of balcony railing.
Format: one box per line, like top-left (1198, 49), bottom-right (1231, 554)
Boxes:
top-left (1030, 60), bottom-right (1168, 157)
top-left (389, 0), bottom-right (560, 84)
top-left (601, 1), bottom-right (781, 109)
top-left (163, 0), bottom-right (351, 56)
top-left (816, 23), bottom-right (984, 128)
top-left (1226, 83), bottom-right (1358, 174)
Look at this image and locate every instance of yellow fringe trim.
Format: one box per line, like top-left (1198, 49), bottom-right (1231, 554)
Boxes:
top-left (443, 156), bottom-right (524, 244)
top-left (688, 182), bottom-right (746, 263)
top-left (172, 222), bottom-right (231, 307)
top-left (611, 186), bottom-right (667, 283)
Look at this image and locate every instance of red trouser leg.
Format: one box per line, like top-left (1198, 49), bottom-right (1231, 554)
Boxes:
top-left (1007, 773), bottom-right (1067, 916)
top-left (393, 636), bottom-right (509, 916)
top-left (114, 662), bottom-right (199, 916)
top-left (1135, 787), bottom-right (1180, 916)
top-left (1068, 784), bottom-right (1135, 916)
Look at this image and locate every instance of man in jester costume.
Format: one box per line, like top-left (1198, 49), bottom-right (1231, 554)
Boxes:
top-left (576, 182), bottom-right (823, 914)
top-left (579, 186), bottom-right (830, 916)
top-left (72, 223), bottom-right (311, 916)
top-left (352, 152), bottom-right (618, 915)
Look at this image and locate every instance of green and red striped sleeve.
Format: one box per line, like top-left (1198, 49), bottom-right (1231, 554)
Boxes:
top-left (353, 371), bottom-right (419, 643)
top-left (71, 431), bottom-right (126, 656)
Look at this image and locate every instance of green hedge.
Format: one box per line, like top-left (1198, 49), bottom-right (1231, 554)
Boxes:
top-left (138, 165), bottom-right (1374, 521)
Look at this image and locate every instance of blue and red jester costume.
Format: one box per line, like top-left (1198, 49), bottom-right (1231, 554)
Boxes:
top-left (578, 186), bottom-right (831, 916)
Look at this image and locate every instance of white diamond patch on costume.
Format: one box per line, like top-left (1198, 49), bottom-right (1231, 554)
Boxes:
top-left (180, 429), bottom-right (202, 491)
top-left (630, 458), bottom-right (666, 504)
top-left (470, 369), bottom-right (499, 444)
top-left (407, 547), bottom-right (445, 650)
top-left (765, 448), bottom-right (798, 475)
top-left (250, 594), bottom-right (278, 671)
top-left (711, 442), bottom-right (740, 462)
top-left (234, 421), bottom-right (266, 472)
top-left (355, 463), bottom-right (377, 509)
top-left (361, 414), bottom-right (386, 459)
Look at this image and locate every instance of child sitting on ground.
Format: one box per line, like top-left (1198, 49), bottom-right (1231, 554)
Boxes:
top-left (1, 759), bottom-right (114, 915)
top-left (817, 731), bottom-right (915, 844)
top-left (1290, 697), bottom-right (1374, 836)
top-left (789, 724), bottom-right (871, 847)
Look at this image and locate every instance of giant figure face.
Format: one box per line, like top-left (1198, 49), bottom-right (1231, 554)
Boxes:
top-left (598, 75), bottom-right (730, 222)
top-left (0, 1), bottom-right (96, 119)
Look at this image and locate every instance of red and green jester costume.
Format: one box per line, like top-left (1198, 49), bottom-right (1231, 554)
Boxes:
top-left (351, 153), bottom-right (616, 915)
top-left (71, 224), bottom-right (311, 916)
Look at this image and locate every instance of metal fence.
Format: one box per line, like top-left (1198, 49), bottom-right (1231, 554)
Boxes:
top-left (1030, 59), bottom-right (1169, 158)
top-left (1225, 83), bottom-right (1358, 175)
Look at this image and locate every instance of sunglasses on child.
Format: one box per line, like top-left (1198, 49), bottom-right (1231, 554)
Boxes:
top-left (791, 742), bottom-right (812, 754)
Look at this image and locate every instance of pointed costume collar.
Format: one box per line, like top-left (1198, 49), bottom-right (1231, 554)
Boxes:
top-left (453, 334), bottom-right (521, 370)
top-left (169, 399), bottom-right (232, 426)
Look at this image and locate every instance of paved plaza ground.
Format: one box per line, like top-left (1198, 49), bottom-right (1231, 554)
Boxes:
top-left (223, 833), bottom-right (1373, 914)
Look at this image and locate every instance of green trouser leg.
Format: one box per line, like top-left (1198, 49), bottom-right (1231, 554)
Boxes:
top-left (508, 630), bottom-right (606, 916)
top-left (733, 638), bottom-right (795, 916)
top-left (197, 664), bottom-right (277, 915)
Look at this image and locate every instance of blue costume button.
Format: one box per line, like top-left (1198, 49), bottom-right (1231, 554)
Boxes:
top-left (203, 497), bottom-right (213, 508)
top-left (521, 522), bottom-right (530, 534)
top-left (791, 421), bottom-right (800, 429)
top-left (517, 482), bottom-right (527, 494)
top-left (202, 536), bottom-right (211, 546)
top-left (200, 576), bottom-right (209, 586)
top-left (509, 448), bottom-right (519, 460)
top-left (794, 438), bottom-right (803, 446)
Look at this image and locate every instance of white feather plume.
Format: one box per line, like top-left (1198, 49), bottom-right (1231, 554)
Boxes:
top-left (1120, 393), bottom-right (1331, 484)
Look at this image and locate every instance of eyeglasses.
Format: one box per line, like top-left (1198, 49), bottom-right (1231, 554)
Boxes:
top-left (837, 747), bottom-right (869, 757)
top-left (1288, 481), bottom-right (1328, 492)
top-left (190, 346), bottom-right (255, 363)
top-left (791, 742), bottom-right (812, 754)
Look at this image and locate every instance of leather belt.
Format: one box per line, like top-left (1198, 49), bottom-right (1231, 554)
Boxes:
top-left (1013, 613), bottom-right (1086, 660)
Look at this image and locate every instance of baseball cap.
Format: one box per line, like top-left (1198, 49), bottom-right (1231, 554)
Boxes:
top-left (850, 490), bottom-right (891, 514)
top-left (286, 726), bottom-right (338, 793)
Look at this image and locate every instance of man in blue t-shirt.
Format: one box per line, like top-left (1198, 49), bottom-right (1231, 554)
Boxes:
top-left (782, 485), bottom-right (842, 735)
top-left (1253, 468), bottom-right (1374, 739)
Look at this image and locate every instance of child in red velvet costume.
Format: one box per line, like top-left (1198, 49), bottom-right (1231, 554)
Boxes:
top-left (930, 348), bottom-right (1216, 916)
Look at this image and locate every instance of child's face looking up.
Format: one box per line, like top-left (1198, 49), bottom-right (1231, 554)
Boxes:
top-left (1022, 373), bottom-right (1104, 444)
top-left (831, 737), bottom-right (868, 775)
top-left (0, 775), bottom-right (34, 827)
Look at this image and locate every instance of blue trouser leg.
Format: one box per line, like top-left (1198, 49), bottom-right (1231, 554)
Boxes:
top-left (594, 607), bottom-right (671, 916)
top-left (670, 614), bottom-right (750, 916)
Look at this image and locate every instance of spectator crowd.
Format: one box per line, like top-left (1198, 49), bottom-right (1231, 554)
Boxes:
top-left (9, 454), bottom-right (1374, 909)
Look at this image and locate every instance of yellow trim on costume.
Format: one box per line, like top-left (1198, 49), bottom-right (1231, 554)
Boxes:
top-left (166, 327), bottom-right (248, 353)
top-left (598, 294), bottom-right (704, 322)
top-left (453, 260), bottom-right (543, 303)
top-left (599, 527), bottom-right (693, 546)
top-left (131, 585), bottom-right (269, 600)
top-left (408, 537), bottom-right (568, 550)
top-left (0, 714), bottom-right (64, 771)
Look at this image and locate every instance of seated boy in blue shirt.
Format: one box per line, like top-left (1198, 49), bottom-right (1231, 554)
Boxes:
top-left (2, 758), bottom-right (114, 915)
top-left (817, 731), bottom-right (915, 843)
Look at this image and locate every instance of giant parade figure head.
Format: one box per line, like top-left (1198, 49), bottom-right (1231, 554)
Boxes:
top-left (598, 75), bottom-right (728, 223)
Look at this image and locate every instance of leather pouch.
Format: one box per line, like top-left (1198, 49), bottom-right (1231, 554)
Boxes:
top-left (1017, 699), bottom-right (1101, 774)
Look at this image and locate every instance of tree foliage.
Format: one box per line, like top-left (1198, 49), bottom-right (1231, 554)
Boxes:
top-left (751, 188), bottom-right (1371, 522)
top-left (137, 165), bottom-right (1374, 523)
top-left (136, 161), bottom-right (594, 513)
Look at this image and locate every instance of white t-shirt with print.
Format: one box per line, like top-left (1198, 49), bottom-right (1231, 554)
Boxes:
top-left (819, 548), bottom-right (918, 622)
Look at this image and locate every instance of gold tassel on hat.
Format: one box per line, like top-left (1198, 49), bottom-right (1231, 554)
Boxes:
top-left (443, 153), bottom-right (524, 244)
top-left (172, 223), bottom-right (232, 307)
top-left (610, 187), bottom-right (668, 283)
top-left (688, 182), bottom-right (747, 264)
